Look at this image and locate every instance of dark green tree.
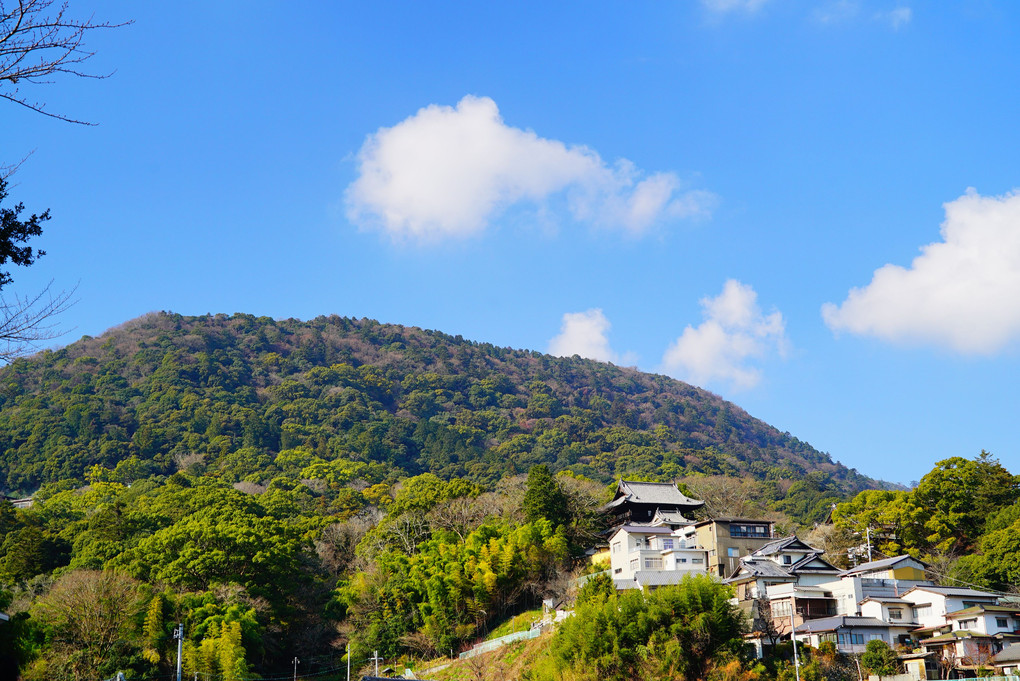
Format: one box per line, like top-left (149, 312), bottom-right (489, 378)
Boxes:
top-left (913, 452), bottom-right (1020, 551)
top-left (0, 178), bottom-right (47, 288)
top-left (0, 178), bottom-right (74, 361)
top-left (861, 639), bottom-right (898, 676)
top-left (548, 575), bottom-right (747, 681)
top-left (523, 464), bottom-right (568, 527)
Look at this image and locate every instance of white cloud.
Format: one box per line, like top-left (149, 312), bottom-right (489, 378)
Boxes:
top-left (876, 6), bottom-right (912, 29)
top-left (823, 189), bottom-right (1020, 355)
top-left (814, 0), bottom-right (860, 24)
top-left (549, 309), bottom-right (623, 364)
top-left (700, 0), bottom-right (770, 12)
top-left (345, 95), bottom-right (715, 241)
top-left (662, 280), bottom-right (787, 391)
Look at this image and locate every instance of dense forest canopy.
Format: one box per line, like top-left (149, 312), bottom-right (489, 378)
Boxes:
top-left (0, 311), bottom-right (878, 508)
top-left (0, 312), bottom-right (1013, 680)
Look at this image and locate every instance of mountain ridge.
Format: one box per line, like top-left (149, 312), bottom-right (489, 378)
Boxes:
top-left (0, 311), bottom-right (884, 520)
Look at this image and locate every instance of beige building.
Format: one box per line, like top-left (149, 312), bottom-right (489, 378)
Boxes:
top-left (693, 517), bottom-right (777, 577)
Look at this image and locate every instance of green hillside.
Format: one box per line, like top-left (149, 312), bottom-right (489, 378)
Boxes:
top-left (0, 312), bottom-right (874, 512)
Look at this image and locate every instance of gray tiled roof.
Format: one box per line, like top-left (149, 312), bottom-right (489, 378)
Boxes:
top-left (617, 525), bottom-right (675, 535)
top-left (994, 643), bottom-right (1020, 664)
top-left (790, 553), bottom-right (841, 574)
top-left (614, 480), bottom-right (704, 507)
top-left (843, 555), bottom-right (925, 575)
top-left (651, 509), bottom-right (695, 526)
top-left (754, 536), bottom-right (815, 556)
top-left (731, 559), bottom-right (796, 579)
top-left (633, 571), bottom-right (692, 587)
top-left (904, 585), bottom-right (999, 599)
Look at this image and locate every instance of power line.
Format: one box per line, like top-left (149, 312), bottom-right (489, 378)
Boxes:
top-left (923, 564), bottom-right (1020, 600)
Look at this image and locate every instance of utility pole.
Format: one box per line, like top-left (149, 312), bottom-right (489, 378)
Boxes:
top-left (866, 527), bottom-right (872, 562)
top-left (174, 622), bottom-right (184, 681)
top-left (346, 642), bottom-right (350, 681)
top-left (292, 656), bottom-right (300, 681)
top-left (370, 650), bottom-right (383, 677)
top-left (790, 594), bottom-right (801, 681)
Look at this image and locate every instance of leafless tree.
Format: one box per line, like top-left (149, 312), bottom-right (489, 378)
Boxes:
top-left (0, 278), bottom-right (75, 362)
top-left (1, 0), bottom-right (130, 124)
top-left (30, 569), bottom-right (143, 681)
top-left (427, 495), bottom-right (492, 542)
top-left (678, 474), bottom-right (769, 519)
top-left (382, 511), bottom-right (432, 555)
top-left (316, 513), bottom-right (379, 576)
top-left (753, 593), bottom-right (783, 650)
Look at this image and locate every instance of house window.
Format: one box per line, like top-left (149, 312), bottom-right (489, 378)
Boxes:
top-left (997, 618), bottom-right (1009, 628)
top-left (678, 558), bottom-right (688, 564)
top-left (838, 633), bottom-right (865, 646)
top-left (820, 633), bottom-right (837, 644)
top-left (774, 601), bottom-right (792, 617)
top-left (914, 605), bottom-right (932, 618)
top-left (644, 557), bottom-right (663, 570)
top-left (888, 609), bottom-right (902, 620)
top-left (692, 558), bottom-right (704, 564)
top-left (662, 538), bottom-right (674, 550)
top-left (612, 542), bottom-right (621, 554)
top-left (614, 568), bottom-right (622, 574)
top-left (630, 559), bottom-right (639, 571)
top-left (727, 548), bottom-right (739, 557)
top-left (958, 619), bottom-right (977, 630)
top-left (782, 555), bottom-right (792, 565)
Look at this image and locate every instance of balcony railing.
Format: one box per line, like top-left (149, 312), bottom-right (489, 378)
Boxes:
top-left (729, 528), bottom-right (773, 538)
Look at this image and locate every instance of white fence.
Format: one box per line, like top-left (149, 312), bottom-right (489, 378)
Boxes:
top-left (458, 628), bottom-right (542, 659)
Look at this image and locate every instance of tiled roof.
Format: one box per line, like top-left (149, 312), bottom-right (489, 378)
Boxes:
top-left (613, 571), bottom-right (699, 590)
top-left (633, 571), bottom-right (692, 587)
top-left (790, 553), bottom-right (841, 573)
top-left (993, 643), bottom-right (1020, 664)
top-left (616, 525), bottom-right (675, 535)
top-left (904, 585), bottom-right (999, 599)
top-left (842, 555), bottom-right (925, 575)
top-left (613, 480), bottom-right (704, 507)
top-left (733, 559), bottom-right (795, 579)
top-left (921, 630), bottom-right (994, 644)
top-left (946, 604), bottom-right (1020, 618)
top-left (753, 536), bottom-right (821, 556)
top-left (651, 509), bottom-right (695, 526)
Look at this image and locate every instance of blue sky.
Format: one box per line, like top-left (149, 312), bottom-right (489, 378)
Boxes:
top-left (3, 0), bottom-right (1019, 485)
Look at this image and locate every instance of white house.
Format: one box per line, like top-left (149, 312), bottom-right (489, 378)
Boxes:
top-left (900, 585), bottom-right (1000, 630)
top-left (608, 524), bottom-right (708, 589)
top-left (794, 615), bottom-right (904, 655)
top-left (813, 555), bottom-right (932, 618)
top-left (944, 603), bottom-right (1020, 637)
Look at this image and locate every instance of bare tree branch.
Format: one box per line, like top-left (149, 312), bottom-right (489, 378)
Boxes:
top-left (0, 278), bottom-right (76, 362)
top-left (0, 0), bottom-right (130, 124)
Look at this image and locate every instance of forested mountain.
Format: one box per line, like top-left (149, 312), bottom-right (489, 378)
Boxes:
top-left (5, 312), bottom-right (1008, 681)
top-left (0, 311), bottom-right (875, 509)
